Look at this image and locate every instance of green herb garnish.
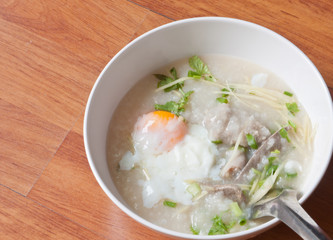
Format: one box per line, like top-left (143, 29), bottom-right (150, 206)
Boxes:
top-left (190, 225), bottom-right (200, 235)
top-left (271, 149), bottom-right (280, 154)
top-left (258, 179), bottom-right (265, 188)
top-left (216, 88), bottom-right (233, 104)
top-left (187, 70), bottom-right (202, 79)
top-left (155, 67), bottom-right (183, 92)
top-left (286, 172), bottom-right (298, 178)
top-left (163, 200), bottom-right (177, 208)
top-left (188, 55), bottom-right (216, 82)
top-left (230, 145), bottom-right (246, 151)
top-left (212, 140), bottom-right (223, 144)
top-left (186, 182), bottom-right (201, 197)
top-left (286, 102), bottom-right (300, 116)
top-left (266, 164), bottom-right (279, 177)
top-left (170, 66), bottom-right (177, 79)
top-left (155, 90), bottom-right (194, 116)
top-left (208, 215), bottom-right (230, 235)
top-left (239, 218), bottom-right (247, 226)
top-left (217, 97), bottom-right (229, 104)
top-left (288, 120), bottom-right (297, 132)
top-left (268, 156), bottom-right (276, 163)
top-left (230, 202), bottom-right (243, 217)
top-left (283, 91), bottom-right (293, 97)
top-left (252, 168), bottom-right (261, 176)
top-left (279, 128), bottom-right (291, 142)
top-left (155, 101), bottom-right (180, 114)
top-left (246, 133), bottom-right (258, 149)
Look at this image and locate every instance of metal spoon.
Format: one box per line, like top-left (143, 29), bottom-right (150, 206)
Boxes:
top-left (252, 189), bottom-right (332, 240)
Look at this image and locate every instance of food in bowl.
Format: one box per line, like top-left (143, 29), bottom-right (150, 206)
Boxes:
top-left (107, 54), bottom-right (314, 235)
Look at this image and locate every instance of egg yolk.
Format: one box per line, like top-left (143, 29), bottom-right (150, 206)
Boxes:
top-left (133, 111), bottom-right (187, 154)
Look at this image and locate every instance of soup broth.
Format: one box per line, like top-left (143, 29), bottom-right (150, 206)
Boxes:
top-left (107, 55), bottom-right (313, 235)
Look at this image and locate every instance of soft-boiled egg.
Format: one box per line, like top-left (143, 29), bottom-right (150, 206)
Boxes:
top-left (119, 111), bottom-right (218, 208)
top-left (133, 111), bottom-right (187, 154)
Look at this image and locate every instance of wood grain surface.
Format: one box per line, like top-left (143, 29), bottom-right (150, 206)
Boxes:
top-left (0, 1), bottom-right (332, 239)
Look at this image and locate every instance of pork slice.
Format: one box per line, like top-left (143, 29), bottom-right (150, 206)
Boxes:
top-left (201, 183), bottom-right (245, 204)
top-left (242, 115), bottom-right (271, 146)
top-left (219, 116), bottom-right (242, 145)
top-left (203, 103), bottom-right (231, 141)
top-left (220, 148), bottom-right (246, 179)
top-left (221, 115), bottom-right (271, 146)
top-left (235, 127), bottom-right (290, 184)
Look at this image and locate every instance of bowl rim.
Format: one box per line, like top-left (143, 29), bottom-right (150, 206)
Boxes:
top-left (83, 16), bottom-right (333, 239)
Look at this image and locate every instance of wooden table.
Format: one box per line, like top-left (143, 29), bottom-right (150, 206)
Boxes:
top-left (1, 1), bottom-right (332, 239)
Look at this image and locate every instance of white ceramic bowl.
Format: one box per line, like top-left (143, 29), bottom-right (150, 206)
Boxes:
top-left (84, 17), bottom-right (333, 239)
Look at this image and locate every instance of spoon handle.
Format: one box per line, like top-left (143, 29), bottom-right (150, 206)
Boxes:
top-left (260, 190), bottom-right (331, 240)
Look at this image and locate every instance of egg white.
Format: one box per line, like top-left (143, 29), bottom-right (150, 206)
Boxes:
top-left (119, 124), bottom-right (219, 208)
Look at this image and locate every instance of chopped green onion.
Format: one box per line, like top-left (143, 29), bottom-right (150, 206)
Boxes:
top-left (217, 97), bottom-right (228, 104)
top-left (252, 168), bottom-right (261, 176)
top-left (283, 91), bottom-right (293, 97)
top-left (163, 200), bottom-right (177, 208)
top-left (279, 128), bottom-right (291, 143)
top-left (288, 120), bottom-right (297, 132)
top-left (286, 172), bottom-right (298, 178)
top-left (221, 88), bottom-right (230, 97)
top-left (271, 149), bottom-right (280, 154)
top-left (211, 140), bottom-right (223, 144)
top-left (266, 165), bottom-right (279, 177)
top-left (286, 102), bottom-right (300, 116)
top-left (249, 164), bottom-right (284, 205)
top-left (186, 182), bottom-right (201, 197)
top-left (217, 88), bottom-right (234, 104)
top-left (246, 133), bottom-right (258, 149)
top-left (190, 225), bottom-right (200, 235)
top-left (268, 156), bottom-right (276, 163)
top-left (239, 218), bottom-right (247, 226)
top-left (208, 215), bottom-right (229, 235)
top-left (230, 202), bottom-right (243, 217)
top-left (258, 179), bottom-right (265, 188)
top-left (230, 145), bottom-right (246, 151)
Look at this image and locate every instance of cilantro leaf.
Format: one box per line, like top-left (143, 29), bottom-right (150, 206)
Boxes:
top-left (154, 74), bottom-right (172, 85)
top-left (154, 67), bottom-right (183, 92)
top-left (208, 215), bottom-right (230, 235)
top-left (189, 55), bottom-right (210, 75)
top-left (188, 55), bottom-right (216, 82)
top-left (286, 102), bottom-right (299, 116)
top-left (170, 67), bottom-right (178, 79)
top-left (187, 70), bottom-right (202, 79)
top-left (178, 90), bottom-right (194, 110)
top-left (154, 90), bottom-right (194, 116)
top-left (155, 101), bottom-right (180, 114)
